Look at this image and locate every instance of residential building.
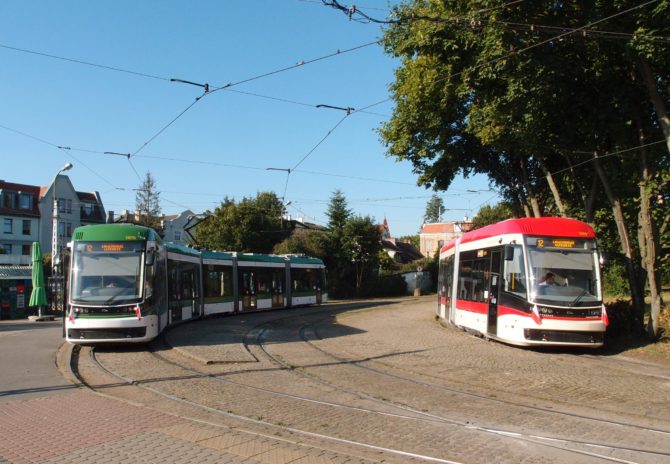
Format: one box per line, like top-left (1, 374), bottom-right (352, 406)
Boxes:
top-left (0, 181), bottom-right (41, 266)
top-left (0, 176), bottom-right (105, 319)
top-left (378, 218), bottom-right (423, 265)
top-left (162, 210), bottom-right (197, 244)
top-left (37, 174), bottom-right (106, 256)
top-left (0, 181), bottom-right (41, 319)
top-left (419, 221), bottom-right (473, 257)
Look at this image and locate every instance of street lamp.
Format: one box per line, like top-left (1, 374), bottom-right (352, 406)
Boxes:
top-left (51, 163), bottom-right (73, 275)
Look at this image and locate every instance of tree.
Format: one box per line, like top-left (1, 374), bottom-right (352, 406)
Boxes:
top-left (342, 215), bottom-right (382, 296)
top-left (423, 194), bottom-right (444, 223)
top-left (471, 203), bottom-right (514, 230)
top-left (273, 229), bottom-right (327, 258)
top-left (398, 234), bottom-right (420, 250)
top-left (380, 1), bottom-right (669, 338)
top-left (194, 192), bottom-right (287, 253)
top-left (135, 171), bottom-right (161, 229)
top-left (322, 190), bottom-right (355, 296)
top-left (326, 189), bottom-right (352, 231)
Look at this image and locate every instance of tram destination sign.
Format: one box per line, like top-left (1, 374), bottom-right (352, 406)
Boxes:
top-left (534, 238), bottom-right (587, 249)
top-left (77, 242), bottom-right (143, 253)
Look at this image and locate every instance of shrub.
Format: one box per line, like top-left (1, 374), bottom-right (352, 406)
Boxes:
top-left (602, 260), bottom-right (630, 298)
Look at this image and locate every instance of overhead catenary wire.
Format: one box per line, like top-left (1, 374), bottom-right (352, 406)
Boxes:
top-left (348, 0), bottom-right (663, 112)
top-left (0, 123), bottom-right (120, 190)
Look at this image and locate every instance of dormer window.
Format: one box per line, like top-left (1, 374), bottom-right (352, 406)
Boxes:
top-left (18, 193), bottom-right (33, 209)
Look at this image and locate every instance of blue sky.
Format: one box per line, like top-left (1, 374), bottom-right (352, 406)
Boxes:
top-left (1, 0), bottom-right (497, 237)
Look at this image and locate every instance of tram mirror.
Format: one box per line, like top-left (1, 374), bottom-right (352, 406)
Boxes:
top-left (145, 250), bottom-right (155, 266)
top-left (504, 245), bottom-right (515, 261)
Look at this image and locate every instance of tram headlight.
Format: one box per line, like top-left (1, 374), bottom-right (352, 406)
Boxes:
top-left (538, 307), bottom-right (554, 316)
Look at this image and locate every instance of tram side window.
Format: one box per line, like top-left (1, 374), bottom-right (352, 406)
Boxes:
top-left (239, 269), bottom-right (255, 296)
top-left (457, 251), bottom-right (491, 302)
top-left (292, 268), bottom-right (316, 294)
top-left (457, 254), bottom-right (473, 300)
top-left (144, 261), bottom-right (155, 303)
top-left (204, 265), bottom-right (233, 298)
top-left (503, 245), bottom-right (527, 298)
top-left (439, 255), bottom-right (455, 304)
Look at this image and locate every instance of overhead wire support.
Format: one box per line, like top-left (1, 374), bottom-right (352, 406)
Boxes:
top-left (317, 104), bottom-right (354, 114)
top-left (104, 151), bottom-right (131, 159)
top-left (170, 78), bottom-right (210, 94)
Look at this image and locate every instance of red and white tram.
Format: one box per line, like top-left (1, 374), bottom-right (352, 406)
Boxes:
top-left (437, 217), bottom-right (608, 347)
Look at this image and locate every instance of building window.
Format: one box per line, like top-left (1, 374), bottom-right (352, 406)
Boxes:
top-left (81, 202), bottom-right (94, 217)
top-left (66, 223), bottom-right (73, 237)
top-left (22, 220), bottom-right (31, 235)
top-left (3, 218), bottom-right (12, 234)
top-left (58, 198), bottom-right (73, 213)
top-left (1, 244), bottom-right (12, 255)
top-left (22, 244), bottom-right (31, 255)
top-left (2, 191), bottom-right (16, 209)
top-left (174, 231), bottom-right (181, 241)
top-left (18, 193), bottom-right (33, 210)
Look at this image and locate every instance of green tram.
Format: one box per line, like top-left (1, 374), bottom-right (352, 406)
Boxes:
top-left (65, 224), bottom-right (327, 343)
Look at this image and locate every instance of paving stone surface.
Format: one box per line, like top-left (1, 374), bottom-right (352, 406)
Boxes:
top-left (2, 297), bottom-right (670, 463)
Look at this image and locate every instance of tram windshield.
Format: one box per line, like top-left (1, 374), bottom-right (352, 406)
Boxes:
top-left (70, 241), bottom-right (144, 304)
top-left (526, 237), bottom-right (600, 306)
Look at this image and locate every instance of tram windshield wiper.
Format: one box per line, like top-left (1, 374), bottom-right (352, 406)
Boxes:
top-left (570, 288), bottom-right (590, 307)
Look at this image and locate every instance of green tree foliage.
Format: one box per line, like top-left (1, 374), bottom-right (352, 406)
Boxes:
top-left (135, 171), bottom-right (162, 229)
top-left (471, 202), bottom-right (514, 230)
top-left (342, 215), bottom-right (383, 296)
top-left (381, 0), bottom-right (669, 337)
top-left (194, 192), bottom-right (287, 253)
top-left (273, 229), bottom-right (327, 258)
top-left (398, 234), bottom-right (420, 249)
top-left (423, 194), bottom-right (444, 223)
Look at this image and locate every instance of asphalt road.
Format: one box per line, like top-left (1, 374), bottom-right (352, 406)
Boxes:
top-left (0, 319), bottom-right (73, 400)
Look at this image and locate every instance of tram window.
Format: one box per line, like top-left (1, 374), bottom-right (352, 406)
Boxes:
top-left (292, 268), bottom-right (316, 293)
top-left (144, 263), bottom-right (155, 302)
top-left (204, 266), bottom-right (233, 298)
top-left (458, 253), bottom-right (473, 300)
top-left (503, 245), bottom-right (527, 298)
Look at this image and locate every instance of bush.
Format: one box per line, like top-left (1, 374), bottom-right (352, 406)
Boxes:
top-left (605, 299), bottom-right (637, 339)
top-left (602, 260), bottom-right (630, 297)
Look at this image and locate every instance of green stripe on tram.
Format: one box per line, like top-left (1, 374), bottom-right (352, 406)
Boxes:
top-left (73, 223), bottom-right (161, 242)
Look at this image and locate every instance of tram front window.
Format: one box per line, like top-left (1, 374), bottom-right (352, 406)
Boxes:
top-left (71, 242), bottom-right (144, 304)
top-left (526, 238), bottom-right (600, 306)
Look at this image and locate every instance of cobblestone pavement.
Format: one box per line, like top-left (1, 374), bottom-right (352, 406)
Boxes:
top-left (3, 297), bottom-right (670, 463)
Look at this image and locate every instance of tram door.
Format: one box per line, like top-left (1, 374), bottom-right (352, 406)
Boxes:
top-left (271, 270), bottom-right (284, 308)
top-left (181, 268), bottom-right (200, 319)
top-left (240, 269), bottom-right (257, 310)
top-left (487, 250), bottom-right (502, 336)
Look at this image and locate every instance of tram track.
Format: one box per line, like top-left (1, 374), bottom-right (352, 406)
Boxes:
top-left (70, 303), bottom-right (670, 464)
top-left (242, 312), bottom-right (670, 464)
top-left (302, 317), bottom-right (670, 436)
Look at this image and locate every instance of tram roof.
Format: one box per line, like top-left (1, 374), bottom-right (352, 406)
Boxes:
top-left (164, 242), bottom-right (201, 257)
top-left (286, 255), bottom-right (324, 266)
top-left (441, 217), bottom-right (595, 253)
top-left (72, 223), bottom-right (162, 242)
top-left (200, 249), bottom-right (234, 260)
top-left (234, 253), bottom-right (288, 264)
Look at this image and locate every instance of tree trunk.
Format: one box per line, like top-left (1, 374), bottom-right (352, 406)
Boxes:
top-left (585, 176), bottom-right (599, 225)
top-left (592, 151), bottom-right (645, 331)
top-left (639, 59), bottom-right (670, 154)
top-left (520, 160), bottom-right (542, 217)
top-left (635, 127), bottom-right (663, 339)
top-left (541, 162), bottom-right (567, 217)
